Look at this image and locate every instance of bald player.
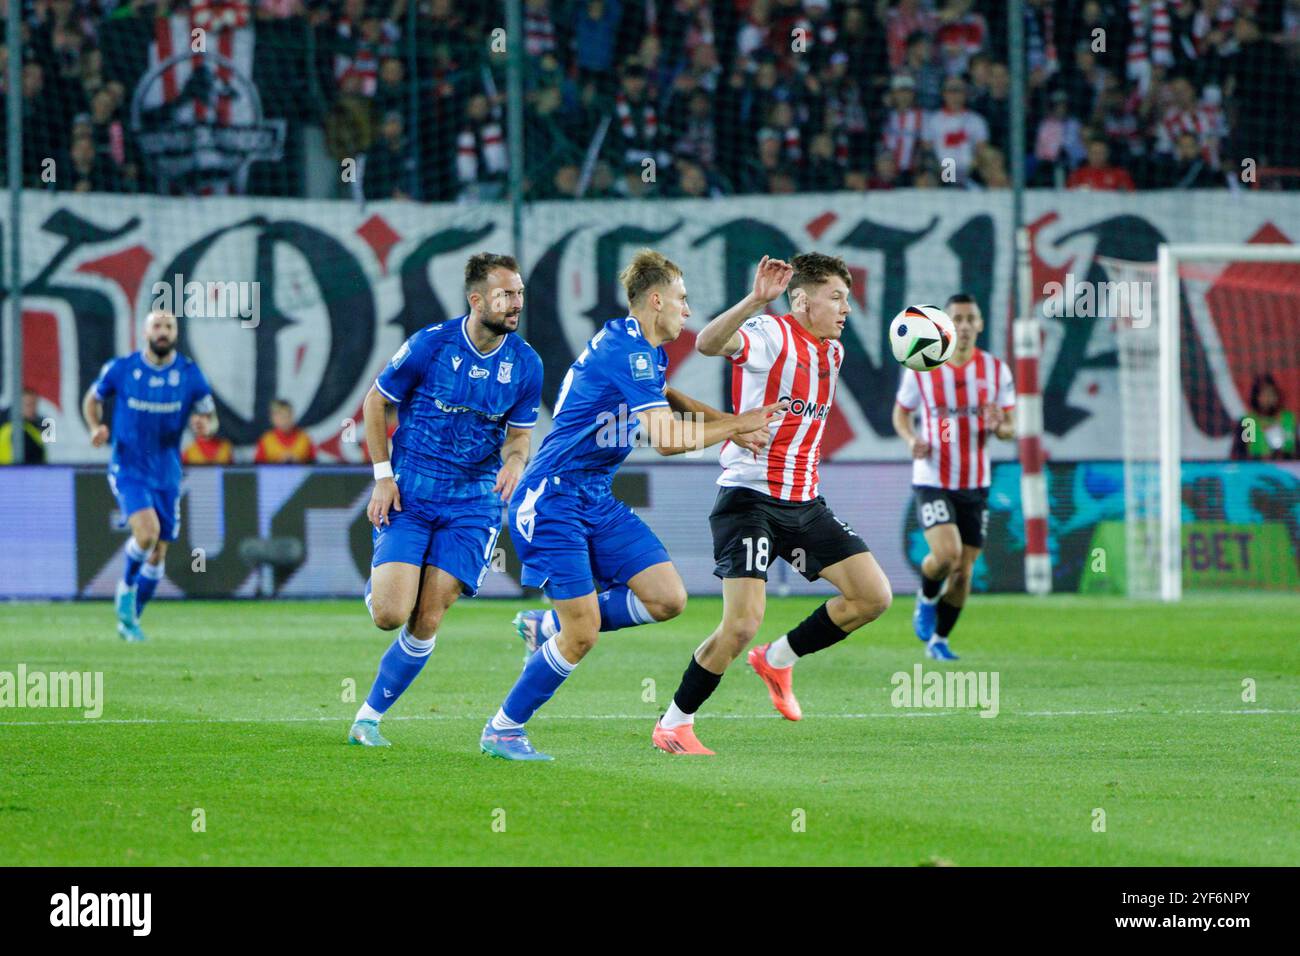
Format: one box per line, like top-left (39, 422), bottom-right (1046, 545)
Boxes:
top-left (83, 310), bottom-right (217, 641)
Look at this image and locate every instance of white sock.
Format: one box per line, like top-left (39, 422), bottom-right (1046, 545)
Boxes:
top-left (398, 626), bottom-right (436, 658)
top-left (125, 538), bottom-right (148, 562)
top-left (928, 635), bottom-right (948, 646)
top-left (660, 700), bottom-right (693, 729)
top-left (490, 707), bottom-right (525, 732)
top-left (140, 562), bottom-right (164, 581)
top-left (355, 702), bottom-right (384, 723)
top-left (765, 635), bottom-right (798, 669)
top-left (540, 609), bottom-right (559, 639)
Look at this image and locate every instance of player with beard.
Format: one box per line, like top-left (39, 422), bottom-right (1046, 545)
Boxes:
top-left (653, 253), bottom-right (893, 754)
top-left (83, 309), bottom-right (218, 642)
top-left (349, 253), bottom-right (545, 746)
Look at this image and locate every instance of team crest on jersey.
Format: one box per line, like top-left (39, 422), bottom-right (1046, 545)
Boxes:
top-left (133, 369), bottom-right (143, 380)
top-left (168, 370), bottom-right (180, 386)
top-left (497, 361), bottom-right (513, 384)
top-left (630, 352), bottom-right (655, 381)
top-left (391, 341), bottom-right (411, 368)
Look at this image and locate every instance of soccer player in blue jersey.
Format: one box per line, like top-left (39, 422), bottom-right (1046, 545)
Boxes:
top-left (82, 309), bottom-right (217, 642)
top-left (348, 253), bottom-right (544, 747)
top-left (479, 248), bottom-right (781, 761)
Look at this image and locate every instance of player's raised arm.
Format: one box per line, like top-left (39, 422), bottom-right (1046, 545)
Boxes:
top-left (639, 400), bottom-right (783, 457)
top-left (363, 384), bottom-right (401, 527)
top-left (695, 256), bottom-right (794, 356)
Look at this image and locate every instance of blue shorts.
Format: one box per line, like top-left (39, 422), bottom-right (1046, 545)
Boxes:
top-left (109, 473), bottom-right (181, 542)
top-left (507, 475), bottom-right (671, 600)
top-left (371, 476), bottom-right (502, 597)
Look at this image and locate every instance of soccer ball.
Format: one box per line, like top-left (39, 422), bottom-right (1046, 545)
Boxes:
top-left (889, 304), bottom-right (956, 371)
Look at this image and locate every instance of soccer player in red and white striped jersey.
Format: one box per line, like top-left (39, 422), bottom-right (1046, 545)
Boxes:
top-left (653, 254), bottom-right (893, 755)
top-left (892, 293), bottom-right (1015, 660)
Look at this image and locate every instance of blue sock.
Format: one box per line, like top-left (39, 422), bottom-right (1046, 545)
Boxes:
top-left (123, 539), bottom-right (148, 587)
top-left (495, 638), bottom-right (576, 727)
top-left (597, 586), bottom-right (656, 632)
top-left (136, 562), bottom-right (163, 617)
top-left (364, 626), bottom-right (436, 715)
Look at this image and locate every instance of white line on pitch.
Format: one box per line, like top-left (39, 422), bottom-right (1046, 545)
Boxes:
top-left (0, 707), bottom-right (1296, 727)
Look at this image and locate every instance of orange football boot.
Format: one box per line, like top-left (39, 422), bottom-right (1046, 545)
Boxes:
top-left (748, 643), bottom-right (803, 721)
top-left (652, 719), bottom-right (716, 755)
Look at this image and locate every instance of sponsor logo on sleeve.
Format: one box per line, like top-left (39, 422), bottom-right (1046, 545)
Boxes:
top-left (630, 352), bottom-right (655, 381)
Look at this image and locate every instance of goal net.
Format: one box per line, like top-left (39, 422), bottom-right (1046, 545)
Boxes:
top-left (1102, 246), bottom-right (1300, 599)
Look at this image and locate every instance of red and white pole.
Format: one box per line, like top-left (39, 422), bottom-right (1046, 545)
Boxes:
top-left (1014, 227), bottom-right (1051, 594)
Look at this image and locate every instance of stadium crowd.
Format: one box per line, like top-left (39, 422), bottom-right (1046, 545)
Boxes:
top-left (1, 0), bottom-right (1298, 200)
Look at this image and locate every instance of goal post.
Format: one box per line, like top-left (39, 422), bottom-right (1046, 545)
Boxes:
top-left (1105, 243), bottom-right (1300, 601)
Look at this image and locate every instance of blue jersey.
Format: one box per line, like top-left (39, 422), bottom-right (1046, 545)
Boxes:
top-left (93, 351), bottom-right (214, 490)
top-left (524, 316), bottom-right (669, 493)
top-left (375, 315), bottom-right (543, 505)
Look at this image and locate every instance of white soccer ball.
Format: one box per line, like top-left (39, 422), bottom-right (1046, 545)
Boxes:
top-left (889, 304), bottom-right (956, 371)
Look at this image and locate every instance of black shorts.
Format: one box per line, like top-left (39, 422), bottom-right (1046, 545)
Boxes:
top-left (913, 485), bottom-right (990, 548)
top-left (710, 486), bottom-right (870, 582)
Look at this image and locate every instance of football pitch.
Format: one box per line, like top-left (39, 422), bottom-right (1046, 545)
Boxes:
top-left (1, 595), bottom-right (1296, 867)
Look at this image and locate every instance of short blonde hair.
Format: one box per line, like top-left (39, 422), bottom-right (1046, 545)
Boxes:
top-left (619, 248), bottom-right (682, 307)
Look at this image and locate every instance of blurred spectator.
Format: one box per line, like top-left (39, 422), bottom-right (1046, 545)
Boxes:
top-left (902, 31), bottom-right (945, 110)
top-left (574, 0), bottom-right (623, 89)
top-left (867, 150), bottom-right (901, 189)
top-left (971, 60), bottom-right (1012, 152)
top-left (0, 390), bottom-right (47, 465)
top-left (325, 69), bottom-right (375, 197)
top-left (1152, 130), bottom-right (1225, 187)
top-left (182, 414), bottom-right (234, 465)
top-left (524, 0), bottom-right (558, 59)
top-left (969, 142), bottom-right (1010, 188)
top-left (456, 93), bottom-right (507, 201)
top-left (935, 0), bottom-right (988, 77)
top-left (802, 130), bottom-right (843, 191)
top-left (255, 400), bottom-right (315, 464)
top-left (887, 0), bottom-right (939, 72)
top-left (609, 63), bottom-right (664, 176)
top-left (881, 74), bottom-right (925, 180)
top-left (1068, 137), bottom-right (1137, 190)
top-left (1032, 89), bottom-right (1086, 185)
top-left (62, 132), bottom-right (122, 192)
top-left (924, 76), bottom-right (988, 184)
top-left (364, 110), bottom-right (417, 200)
top-left (671, 157), bottom-right (723, 198)
top-left (1232, 374), bottom-right (1297, 460)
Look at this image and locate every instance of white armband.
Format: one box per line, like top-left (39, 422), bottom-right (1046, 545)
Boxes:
top-left (373, 461), bottom-right (394, 481)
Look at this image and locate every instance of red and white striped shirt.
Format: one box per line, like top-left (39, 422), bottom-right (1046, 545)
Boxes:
top-left (882, 107), bottom-right (925, 173)
top-left (895, 348), bottom-right (1014, 489)
top-left (720, 313), bottom-right (843, 503)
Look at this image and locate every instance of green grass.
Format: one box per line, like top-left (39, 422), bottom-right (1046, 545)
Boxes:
top-left (1, 595), bottom-right (1296, 866)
